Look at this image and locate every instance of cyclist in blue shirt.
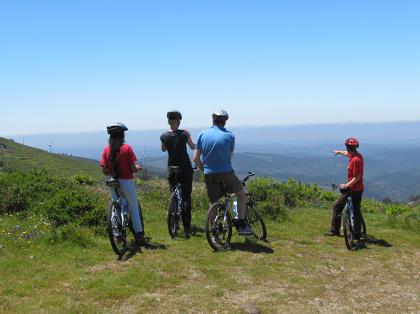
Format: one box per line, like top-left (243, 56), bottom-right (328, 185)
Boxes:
top-left (194, 109), bottom-right (253, 236)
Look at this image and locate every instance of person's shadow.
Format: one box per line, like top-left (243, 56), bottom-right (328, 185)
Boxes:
top-left (118, 237), bottom-right (168, 261)
top-left (229, 239), bottom-right (274, 254)
top-left (353, 234), bottom-right (392, 251)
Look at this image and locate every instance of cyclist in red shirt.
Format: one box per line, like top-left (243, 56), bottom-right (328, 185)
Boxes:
top-left (326, 138), bottom-right (364, 239)
top-left (100, 123), bottom-right (147, 246)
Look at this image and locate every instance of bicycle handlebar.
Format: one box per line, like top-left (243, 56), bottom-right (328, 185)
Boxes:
top-left (242, 172), bottom-right (256, 183)
top-left (331, 182), bottom-right (350, 193)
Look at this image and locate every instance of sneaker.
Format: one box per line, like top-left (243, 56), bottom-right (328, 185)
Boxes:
top-left (238, 224), bottom-right (253, 236)
top-left (325, 231), bottom-right (340, 237)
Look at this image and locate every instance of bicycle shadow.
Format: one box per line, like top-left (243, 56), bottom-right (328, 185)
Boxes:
top-left (119, 237), bottom-right (168, 261)
top-left (229, 239), bottom-right (274, 254)
top-left (190, 225), bottom-right (205, 237)
top-left (352, 234), bottom-right (392, 251)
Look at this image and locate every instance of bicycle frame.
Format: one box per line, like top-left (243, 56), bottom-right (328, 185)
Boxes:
top-left (222, 194), bottom-right (233, 220)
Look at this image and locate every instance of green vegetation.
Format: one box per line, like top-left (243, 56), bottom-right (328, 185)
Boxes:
top-left (0, 149), bottom-right (419, 312)
top-left (0, 171), bottom-right (107, 231)
top-left (0, 137), bottom-right (101, 179)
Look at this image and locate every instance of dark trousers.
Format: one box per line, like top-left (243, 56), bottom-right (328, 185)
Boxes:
top-left (331, 190), bottom-right (363, 235)
top-left (168, 167), bottom-right (193, 229)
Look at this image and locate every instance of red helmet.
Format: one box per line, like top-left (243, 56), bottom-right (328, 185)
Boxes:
top-left (345, 137), bottom-right (359, 148)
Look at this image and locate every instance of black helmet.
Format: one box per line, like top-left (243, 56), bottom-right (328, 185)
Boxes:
top-left (167, 111), bottom-right (182, 120)
top-left (107, 122), bottom-right (128, 135)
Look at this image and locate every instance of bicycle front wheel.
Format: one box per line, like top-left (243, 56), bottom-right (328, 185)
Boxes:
top-left (205, 203), bottom-right (232, 251)
top-left (167, 191), bottom-right (181, 239)
top-left (342, 208), bottom-right (355, 250)
top-left (107, 201), bottom-right (127, 257)
top-left (246, 202), bottom-right (267, 240)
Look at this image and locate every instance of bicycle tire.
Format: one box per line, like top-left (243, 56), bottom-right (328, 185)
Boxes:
top-left (342, 208), bottom-right (355, 250)
top-left (246, 202), bottom-right (267, 240)
top-left (205, 203), bottom-right (232, 251)
top-left (107, 201), bottom-right (127, 257)
top-left (167, 191), bottom-right (181, 238)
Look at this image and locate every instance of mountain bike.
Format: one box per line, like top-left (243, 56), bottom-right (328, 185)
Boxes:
top-left (167, 166), bottom-right (196, 238)
top-left (205, 172), bottom-right (267, 251)
top-left (332, 185), bottom-right (367, 250)
top-left (106, 178), bottom-right (134, 257)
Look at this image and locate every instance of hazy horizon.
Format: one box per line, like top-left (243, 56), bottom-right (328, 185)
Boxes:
top-left (4, 120), bottom-right (420, 138)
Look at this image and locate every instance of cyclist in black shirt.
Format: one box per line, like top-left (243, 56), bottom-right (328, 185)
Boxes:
top-left (160, 111), bottom-right (196, 237)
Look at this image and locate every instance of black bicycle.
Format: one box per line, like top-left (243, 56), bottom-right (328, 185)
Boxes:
top-left (167, 166), bottom-right (197, 238)
top-left (332, 185), bottom-right (367, 250)
top-left (167, 166), bottom-right (184, 238)
top-left (205, 172), bottom-right (267, 251)
top-left (106, 178), bottom-right (135, 257)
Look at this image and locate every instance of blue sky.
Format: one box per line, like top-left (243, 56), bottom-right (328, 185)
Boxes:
top-left (1, 0), bottom-right (419, 135)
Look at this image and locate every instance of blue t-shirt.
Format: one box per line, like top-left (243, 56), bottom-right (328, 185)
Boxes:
top-left (196, 126), bottom-right (235, 174)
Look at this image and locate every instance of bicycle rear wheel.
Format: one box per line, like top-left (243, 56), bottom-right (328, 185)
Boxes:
top-left (246, 202), bottom-right (267, 240)
top-left (107, 201), bottom-right (127, 257)
top-left (167, 191), bottom-right (181, 238)
top-left (342, 208), bottom-right (355, 250)
top-left (205, 203), bottom-right (232, 251)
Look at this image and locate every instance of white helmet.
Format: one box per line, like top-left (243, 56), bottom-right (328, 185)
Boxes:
top-left (212, 109), bottom-right (229, 121)
top-left (107, 122), bottom-right (128, 135)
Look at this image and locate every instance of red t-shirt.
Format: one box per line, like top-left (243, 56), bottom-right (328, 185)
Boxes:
top-left (348, 152), bottom-right (364, 192)
top-left (100, 144), bottom-right (137, 179)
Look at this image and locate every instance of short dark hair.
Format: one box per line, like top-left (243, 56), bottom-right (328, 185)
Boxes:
top-left (167, 111), bottom-right (182, 120)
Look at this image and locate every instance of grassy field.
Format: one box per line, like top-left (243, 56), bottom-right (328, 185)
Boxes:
top-left (0, 137), bottom-right (101, 179)
top-left (1, 191), bottom-right (419, 313)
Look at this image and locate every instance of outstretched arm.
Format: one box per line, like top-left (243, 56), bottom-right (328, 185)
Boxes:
top-left (334, 150), bottom-right (348, 157)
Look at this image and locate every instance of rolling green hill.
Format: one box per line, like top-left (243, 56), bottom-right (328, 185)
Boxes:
top-left (0, 137), bottom-right (101, 179)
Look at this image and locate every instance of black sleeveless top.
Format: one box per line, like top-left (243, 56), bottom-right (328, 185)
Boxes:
top-left (160, 129), bottom-right (192, 168)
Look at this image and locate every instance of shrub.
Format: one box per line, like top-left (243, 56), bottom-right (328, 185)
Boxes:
top-left (73, 175), bottom-right (95, 186)
top-left (0, 170), bottom-right (107, 227)
top-left (0, 184), bottom-right (29, 214)
top-left (401, 207), bottom-right (420, 231)
top-left (247, 177), bottom-right (324, 220)
top-left (43, 188), bottom-right (105, 227)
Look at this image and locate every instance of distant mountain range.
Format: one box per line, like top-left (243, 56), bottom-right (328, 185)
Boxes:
top-left (6, 121), bottom-right (420, 159)
top-left (143, 149), bottom-right (420, 202)
top-left (4, 121), bottom-right (420, 201)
